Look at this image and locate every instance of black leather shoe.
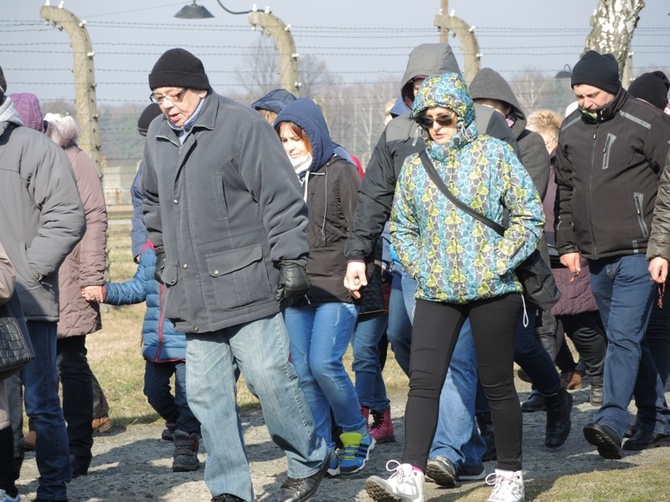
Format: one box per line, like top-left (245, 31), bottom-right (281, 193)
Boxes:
top-left (583, 422), bottom-right (622, 459)
top-left (70, 455), bottom-right (91, 478)
top-left (545, 388), bottom-right (572, 448)
top-left (622, 430), bottom-right (670, 451)
top-left (521, 390), bottom-right (546, 412)
top-left (279, 457), bottom-right (329, 502)
top-left (211, 494), bottom-right (245, 502)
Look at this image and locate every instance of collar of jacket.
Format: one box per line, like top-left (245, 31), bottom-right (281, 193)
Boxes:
top-left (156, 92), bottom-right (216, 140)
top-left (586, 87), bottom-right (628, 123)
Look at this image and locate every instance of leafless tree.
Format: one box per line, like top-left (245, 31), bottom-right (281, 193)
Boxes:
top-left (585, 0), bottom-right (646, 81)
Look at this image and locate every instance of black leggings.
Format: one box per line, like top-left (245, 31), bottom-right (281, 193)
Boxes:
top-left (402, 294), bottom-right (523, 472)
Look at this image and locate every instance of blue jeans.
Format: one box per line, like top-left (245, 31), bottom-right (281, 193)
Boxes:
top-left (144, 360), bottom-right (200, 435)
top-left (514, 309), bottom-right (561, 396)
top-left (589, 255), bottom-right (670, 438)
top-left (387, 286), bottom-right (412, 376)
top-left (22, 321), bottom-right (71, 500)
top-left (185, 313), bottom-right (328, 501)
top-left (352, 313), bottom-right (390, 412)
top-left (401, 271), bottom-right (484, 468)
top-left (429, 320), bottom-right (486, 468)
top-left (284, 302), bottom-right (364, 449)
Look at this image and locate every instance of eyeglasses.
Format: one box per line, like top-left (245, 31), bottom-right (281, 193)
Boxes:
top-left (414, 113), bottom-right (455, 130)
top-left (150, 88), bottom-right (187, 105)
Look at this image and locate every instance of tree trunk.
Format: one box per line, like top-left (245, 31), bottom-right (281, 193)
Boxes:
top-left (584, 0), bottom-right (645, 81)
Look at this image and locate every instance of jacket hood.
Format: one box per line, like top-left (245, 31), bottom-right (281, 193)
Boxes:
top-left (8, 93), bottom-right (43, 132)
top-left (469, 67), bottom-right (526, 121)
top-left (412, 72), bottom-right (478, 145)
top-left (251, 88), bottom-right (297, 114)
top-left (390, 97), bottom-right (410, 118)
top-left (0, 95), bottom-right (26, 131)
top-left (274, 98), bottom-right (335, 170)
top-left (401, 44), bottom-right (462, 108)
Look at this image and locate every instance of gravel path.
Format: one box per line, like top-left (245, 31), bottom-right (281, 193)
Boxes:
top-left (17, 382), bottom-right (670, 501)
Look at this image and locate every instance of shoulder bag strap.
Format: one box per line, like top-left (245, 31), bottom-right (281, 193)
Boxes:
top-left (418, 149), bottom-right (505, 236)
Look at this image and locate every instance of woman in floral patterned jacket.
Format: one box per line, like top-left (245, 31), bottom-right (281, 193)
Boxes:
top-left (365, 72), bottom-right (544, 502)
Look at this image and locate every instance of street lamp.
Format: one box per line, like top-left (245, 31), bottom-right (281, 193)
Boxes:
top-left (174, 0), bottom-right (250, 19)
top-left (173, 2), bottom-right (300, 96)
top-left (555, 64), bottom-right (572, 79)
top-left (174, 1), bottom-right (214, 19)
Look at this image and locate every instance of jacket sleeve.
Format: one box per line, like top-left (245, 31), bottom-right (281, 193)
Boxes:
top-left (554, 130), bottom-right (579, 255)
top-left (26, 141), bottom-right (85, 278)
top-left (103, 257), bottom-right (149, 305)
top-left (496, 146), bottom-right (545, 275)
top-left (141, 141), bottom-right (163, 251)
top-left (389, 156), bottom-right (421, 280)
top-left (520, 131), bottom-right (550, 201)
top-left (0, 242), bottom-right (16, 304)
top-left (131, 164), bottom-right (148, 259)
top-left (647, 150), bottom-right (670, 260)
top-left (345, 127), bottom-right (397, 260)
top-left (236, 118), bottom-right (309, 265)
top-left (70, 148), bottom-right (107, 287)
top-left (339, 162), bottom-right (363, 232)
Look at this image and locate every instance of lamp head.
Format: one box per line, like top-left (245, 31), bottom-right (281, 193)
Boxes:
top-left (174, 1), bottom-right (214, 19)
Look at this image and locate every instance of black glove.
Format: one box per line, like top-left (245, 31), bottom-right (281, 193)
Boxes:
top-left (154, 247), bottom-right (166, 285)
top-left (275, 261), bottom-right (310, 302)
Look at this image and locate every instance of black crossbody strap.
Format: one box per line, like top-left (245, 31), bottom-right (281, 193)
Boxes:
top-left (418, 149), bottom-right (505, 236)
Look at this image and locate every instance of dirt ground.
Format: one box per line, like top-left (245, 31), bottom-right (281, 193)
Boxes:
top-left (18, 382), bottom-right (670, 502)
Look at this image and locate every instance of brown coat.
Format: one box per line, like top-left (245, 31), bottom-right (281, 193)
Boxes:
top-left (57, 144), bottom-right (107, 338)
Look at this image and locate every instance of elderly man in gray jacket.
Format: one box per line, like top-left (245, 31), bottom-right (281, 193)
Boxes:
top-left (141, 48), bottom-right (329, 502)
top-left (0, 72), bottom-right (85, 502)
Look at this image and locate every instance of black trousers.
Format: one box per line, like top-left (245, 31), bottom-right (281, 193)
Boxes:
top-left (402, 294), bottom-right (523, 472)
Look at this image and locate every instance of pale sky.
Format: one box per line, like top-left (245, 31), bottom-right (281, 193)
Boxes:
top-left (2, 0), bottom-right (669, 105)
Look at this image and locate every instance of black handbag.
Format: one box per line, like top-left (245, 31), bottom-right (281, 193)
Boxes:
top-left (419, 150), bottom-right (560, 311)
top-left (0, 294), bottom-right (35, 380)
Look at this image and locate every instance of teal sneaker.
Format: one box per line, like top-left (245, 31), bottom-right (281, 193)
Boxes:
top-left (339, 431), bottom-right (375, 474)
top-left (0, 489), bottom-right (20, 502)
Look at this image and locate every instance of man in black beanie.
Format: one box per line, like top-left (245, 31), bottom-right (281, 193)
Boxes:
top-left (556, 50), bottom-right (670, 459)
top-left (628, 70), bottom-right (670, 113)
top-left (141, 47), bottom-right (329, 502)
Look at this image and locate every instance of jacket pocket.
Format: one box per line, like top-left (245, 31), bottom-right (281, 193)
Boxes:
top-left (206, 245), bottom-right (273, 309)
top-left (601, 133), bottom-right (616, 170)
top-left (633, 192), bottom-right (649, 239)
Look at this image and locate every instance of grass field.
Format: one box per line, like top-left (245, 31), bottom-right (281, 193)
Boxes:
top-left (88, 217), bottom-right (408, 426)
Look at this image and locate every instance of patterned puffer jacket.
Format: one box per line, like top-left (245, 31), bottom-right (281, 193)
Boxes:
top-left (389, 72), bottom-right (544, 304)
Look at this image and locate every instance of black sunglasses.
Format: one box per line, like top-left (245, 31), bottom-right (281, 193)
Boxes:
top-left (414, 113), bottom-right (455, 129)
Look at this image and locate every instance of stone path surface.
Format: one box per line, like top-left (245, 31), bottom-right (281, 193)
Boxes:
top-left (18, 382), bottom-right (670, 501)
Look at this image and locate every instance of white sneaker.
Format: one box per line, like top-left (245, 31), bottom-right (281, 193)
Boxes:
top-left (365, 461), bottom-right (424, 502)
top-left (486, 469), bottom-right (525, 502)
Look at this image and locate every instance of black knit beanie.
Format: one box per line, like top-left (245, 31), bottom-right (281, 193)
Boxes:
top-left (628, 71), bottom-right (670, 111)
top-left (137, 103), bottom-right (162, 136)
top-left (571, 50), bottom-right (621, 94)
top-left (148, 48), bottom-right (209, 91)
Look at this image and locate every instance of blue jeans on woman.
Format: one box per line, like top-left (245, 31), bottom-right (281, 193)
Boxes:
top-left (284, 302), bottom-right (364, 450)
top-left (144, 360), bottom-right (200, 434)
top-left (185, 313), bottom-right (328, 501)
top-left (387, 283), bottom-right (412, 376)
top-left (22, 321), bottom-right (71, 501)
top-left (351, 313), bottom-right (390, 412)
top-left (589, 254), bottom-right (670, 438)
